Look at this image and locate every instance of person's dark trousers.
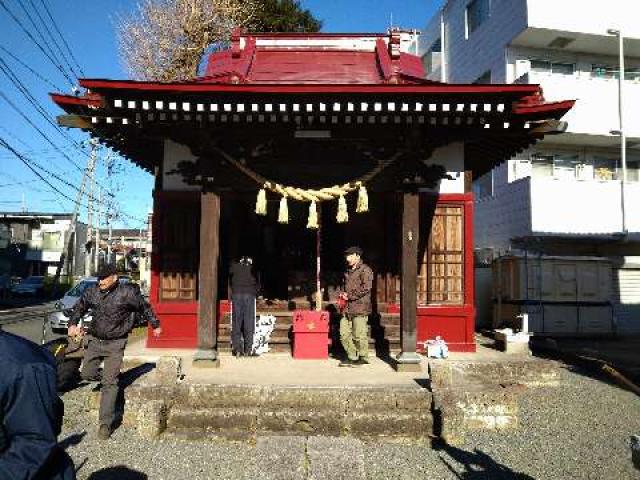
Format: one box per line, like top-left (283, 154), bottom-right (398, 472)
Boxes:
top-left (231, 292), bottom-right (256, 354)
top-left (81, 334), bottom-right (127, 428)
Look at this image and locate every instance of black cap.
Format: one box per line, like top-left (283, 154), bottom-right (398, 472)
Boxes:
top-left (344, 246), bottom-right (363, 256)
top-left (95, 263), bottom-right (117, 279)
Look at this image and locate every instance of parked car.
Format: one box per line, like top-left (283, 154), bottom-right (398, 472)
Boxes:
top-left (10, 276), bottom-right (45, 296)
top-left (48, 276), bottom-right (132, 333)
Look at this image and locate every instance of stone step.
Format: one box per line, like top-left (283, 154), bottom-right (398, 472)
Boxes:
top-left (161, 385), bottom-right (433, 439)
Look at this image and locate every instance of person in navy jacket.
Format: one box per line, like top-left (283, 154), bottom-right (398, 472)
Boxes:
top-left (0, 328), bottom-right (76, 480)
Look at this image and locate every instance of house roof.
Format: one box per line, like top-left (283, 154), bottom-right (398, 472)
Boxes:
top-left (198, 31), bottom-right (428, 85)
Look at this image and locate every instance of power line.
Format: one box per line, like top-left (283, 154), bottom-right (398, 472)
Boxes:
top-left (0, 88), bottom-right (86, 177)
top-left (22, 0), bottom-right (81, 80)
top-left (0, 57), bottom-right (86, 158)
top-left (0, 135), bottom-right (83, 207)
top-left (0, 44), bottom-right (63, 91)
top-left (0, 135), bottom-right (131, 217)
top-left (0, 0), bottom-right (75, 86)
top-left (15, 0), bottom-right (74, 81)
top-left (38, 0), bottom-right (85, 77)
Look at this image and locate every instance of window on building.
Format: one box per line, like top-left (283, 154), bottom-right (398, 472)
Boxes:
top-left (418, 205), bottom-right (464, 305)
top-left (592, 64), bottom-right (640, 81)
top-left (530, 59), bottom-right (575, 75)
top-left (466, 0), bottom-right (490, 37)
top-left (553, 154), bottom-right (581, 180)
top-left (531, 154), bottom-right (553, 177)
top-left (422, 38), bottom-right (442, 74)
top-left (473, 70), bottom-right (492, 84)
top-left (42, 231), bottom-right (63, 251)
top-left (592, 156), bottom-right (619, 181)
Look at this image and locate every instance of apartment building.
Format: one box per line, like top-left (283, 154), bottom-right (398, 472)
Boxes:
top-left (420, 0), bottom-right (640, 333)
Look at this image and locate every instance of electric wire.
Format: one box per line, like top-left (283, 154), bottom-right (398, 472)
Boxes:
top-left (0, 44), bottom-right (63, 91)
top-left (14, 0), bottom-right (75, 81)
top-left (25, 0), bottom-right (81, 80)
top-left (0, 0), bottom-right (75, 86)
top-left (0, 57), bottom-right (86, 158)
top-left (38, 0), bottom-right (85, 77)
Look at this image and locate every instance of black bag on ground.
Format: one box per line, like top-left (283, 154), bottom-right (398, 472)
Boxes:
top-left (43, 337), bottom-right (82, 392)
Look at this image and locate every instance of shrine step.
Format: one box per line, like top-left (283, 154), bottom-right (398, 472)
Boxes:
top-left (161, 385), bottom-right (433, 440)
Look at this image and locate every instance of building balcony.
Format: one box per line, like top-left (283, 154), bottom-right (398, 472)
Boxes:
top-left (514, 72), bottom-right (640, 141)
top-left (529, 177), bottom-right (640, 236)
top-left (475, 176), bottom-right (640, 249)
top-left (511, 0), bottom-right (640, 57)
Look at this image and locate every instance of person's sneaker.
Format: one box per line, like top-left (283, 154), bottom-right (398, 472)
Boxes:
top-left (355, 357), bottom-right (370, 366)
top-left (338, 359), bottom-right (357, 367)
top-left (97, 425), bottom-right (112, 440)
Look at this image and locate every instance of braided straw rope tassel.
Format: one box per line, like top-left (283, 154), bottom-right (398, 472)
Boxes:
top-left (278, 196), bottom-right (289, 224)
top-left (356, 183), bottom-right (369, 213)
top-left (255, 188), bottom-right (267, 215)
top-left (307, 200), bottom-right (319, 229)
top-left (336, 195), bottom-right (349, 223)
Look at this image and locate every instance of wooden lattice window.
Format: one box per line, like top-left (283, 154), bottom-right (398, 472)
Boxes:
top-left (158, 196), bottom-right (199, 302)
top-left (160, 273), bottom-right (197, 301)
top-left (418, 204), bottom-right (464, 305)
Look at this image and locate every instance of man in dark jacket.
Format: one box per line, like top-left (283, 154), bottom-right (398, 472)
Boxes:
top-left (68, 264), bottom-right (161, 440)
top-left (338, 246), bottom-right (374, 367)
top-left (0, 328), bottom-right (76, 479)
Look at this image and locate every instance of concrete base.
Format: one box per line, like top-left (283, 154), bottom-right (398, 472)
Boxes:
top-left (393, 352), bottom-right (423, 372)
top-left (393, 362), bottom-right (423, 373)
top-left (494, 330), bottom-right (531, 355)
top-left (192, 349), bottom-right (220, 368)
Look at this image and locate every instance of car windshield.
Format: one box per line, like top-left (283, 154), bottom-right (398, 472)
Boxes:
top-left (23, 277), bottom-right (43, 284)
top-left (67, 280), bottom-right (97, 297)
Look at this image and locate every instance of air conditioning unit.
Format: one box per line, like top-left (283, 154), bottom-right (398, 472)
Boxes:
top-left (575, 164), bottom-right (593, 180)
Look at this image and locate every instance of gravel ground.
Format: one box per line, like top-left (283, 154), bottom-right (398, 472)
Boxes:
top-left (59, 367), bottom-right (640, 480)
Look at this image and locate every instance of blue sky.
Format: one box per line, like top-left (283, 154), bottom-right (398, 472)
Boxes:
top-left (0, 0), bottom-right (443, 227)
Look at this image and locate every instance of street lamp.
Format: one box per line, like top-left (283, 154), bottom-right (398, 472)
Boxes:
top-left (607, 28), bottom-right (627, 234)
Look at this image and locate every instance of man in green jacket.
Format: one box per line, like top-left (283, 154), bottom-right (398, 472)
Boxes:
top-left (338, 246), bottom-right (374, 367)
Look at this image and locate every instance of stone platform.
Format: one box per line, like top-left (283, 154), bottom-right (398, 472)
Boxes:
top-left (84, 336), bottom-right (564, 443)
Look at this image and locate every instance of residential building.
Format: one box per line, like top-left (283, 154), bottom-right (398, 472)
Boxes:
top-left (420, 0), bottom-right (640, 333)
top-left (0, 212), bottom-right (87, 279)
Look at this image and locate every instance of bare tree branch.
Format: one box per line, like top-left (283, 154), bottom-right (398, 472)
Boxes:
top-left (117, 0), bottom-right (257, 82)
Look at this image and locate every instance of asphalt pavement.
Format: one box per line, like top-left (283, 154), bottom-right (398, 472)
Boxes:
top-left (0, 300), bottom-right (62, 344)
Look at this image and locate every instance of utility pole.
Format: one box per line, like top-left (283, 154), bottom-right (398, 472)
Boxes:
top-left (85, 148), bottom-right (96, 276)
top-left (21, 193), bottom-right (26, 212)
top-left (107, 205), bottom-right (113, 265)
top-left (94, 187), bottom-right (102, 272)
top-left (52, 138), bottom-right (98, 297)
top-left (607, 28), bottom-right (627, 234)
